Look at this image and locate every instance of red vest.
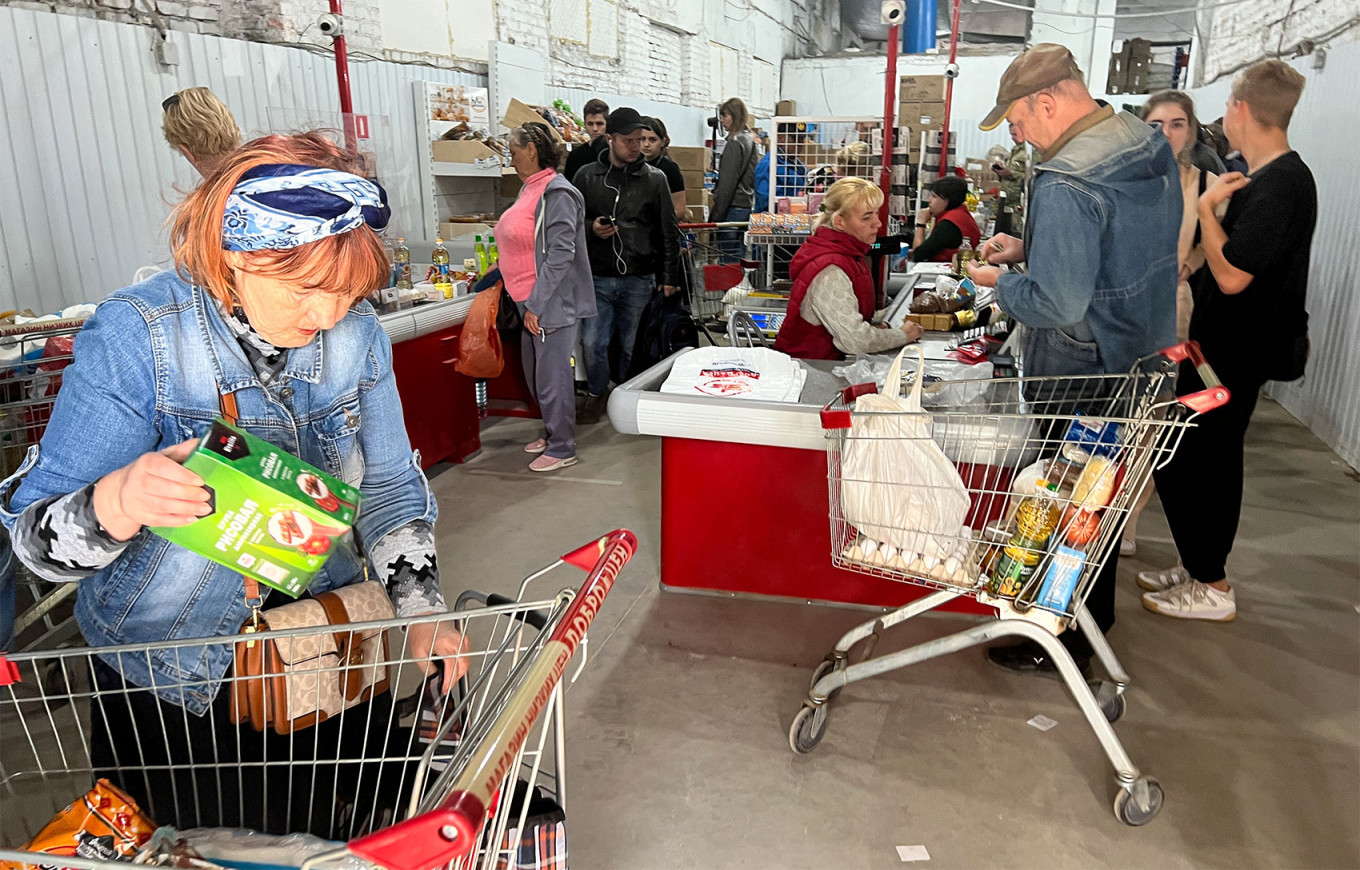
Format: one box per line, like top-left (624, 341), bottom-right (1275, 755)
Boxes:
top-left (929, 204), bottom-right (981, 263)
top-left (773, 227), bottom-right (877, 361)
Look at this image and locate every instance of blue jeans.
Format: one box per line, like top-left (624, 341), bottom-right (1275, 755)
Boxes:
top-left (580, 275), bottom-right (654, 397)
top-left (718, 206), bottom-right (752, 263)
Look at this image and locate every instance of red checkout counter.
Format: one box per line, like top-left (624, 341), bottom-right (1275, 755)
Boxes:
top-left (606, 346), bottom-right (993, 615)
top-left (378, 296), bottom-right (536, 468)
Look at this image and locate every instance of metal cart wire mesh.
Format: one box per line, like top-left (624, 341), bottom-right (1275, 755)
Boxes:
top-left (789, 343), bottom-right (1229, 826)
top-left (0, 530), bottom-right (637, 870)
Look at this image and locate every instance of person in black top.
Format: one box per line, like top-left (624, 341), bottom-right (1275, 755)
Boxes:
top-left (640, 116), bottom-right (687, 220)
top-left (909, 176), bottom-right (980, 262)
top-left (1144, 60), bottom-right (1317, 623)
top-left (564, 98), bottom-right (610, 183)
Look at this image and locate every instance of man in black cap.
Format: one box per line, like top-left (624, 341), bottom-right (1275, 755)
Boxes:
top-left (964, 44), bottom-right (1181, 679)
top-left (572, 107), bottom-right (681, 423)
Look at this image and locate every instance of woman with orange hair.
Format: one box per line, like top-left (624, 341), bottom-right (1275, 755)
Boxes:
top-left (0, 132), bottom-right (463, 835)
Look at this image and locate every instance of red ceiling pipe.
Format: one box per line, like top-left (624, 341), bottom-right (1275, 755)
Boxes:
top-left (938, 0), bottom-right (962, 177)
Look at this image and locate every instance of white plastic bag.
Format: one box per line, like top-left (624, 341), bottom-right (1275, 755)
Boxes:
top-left (839, 345), bottom-right (972, 561)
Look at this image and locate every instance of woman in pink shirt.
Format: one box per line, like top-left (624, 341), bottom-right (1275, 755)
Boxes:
top-left (499, 123), bottom-right (597, 472)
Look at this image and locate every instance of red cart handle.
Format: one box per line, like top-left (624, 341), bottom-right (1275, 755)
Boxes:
top-left (1159, 341), bottom-right (1231, 414)
top-left (348, 529), bottom-right (638, 870)
top-left (821, 382), bottom-right (879, 430)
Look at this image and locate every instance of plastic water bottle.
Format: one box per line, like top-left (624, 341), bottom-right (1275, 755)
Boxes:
top-left (473, 235), bottom-right (490, 275)
top-left (487, 234), bottom-right (499, 266)
top-left (394, 237), bottom-right (413, 290)
top-left (432, 238), bottom-right (453, 299)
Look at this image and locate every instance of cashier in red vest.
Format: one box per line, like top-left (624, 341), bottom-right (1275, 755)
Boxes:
top-left (909, 176), bottom-right (980, 262)
top-left (773, 177), bottom-right (925, 361)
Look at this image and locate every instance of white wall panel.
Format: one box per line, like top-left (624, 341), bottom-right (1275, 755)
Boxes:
top-left (0, 7), bottom-right (483, 314)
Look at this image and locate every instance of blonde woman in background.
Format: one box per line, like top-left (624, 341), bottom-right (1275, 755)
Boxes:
top-left (162, 86), bottom-right (242, 177)
top-left (1121, 89), bottom-right (1225, 556)
top-left (773, 177), bottom-right (923, 360)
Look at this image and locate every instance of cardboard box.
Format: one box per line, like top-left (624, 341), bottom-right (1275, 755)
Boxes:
top-left (899, 101), bottom-right (947, 130)
top-left (686, 205), bottom-right (709, 222)
top-left (428, 84), bottom-right (490, 131)
top-left (899, 74), bottom-right (947, 102)
top-left (439, 221), bottom-right (493, 240)
top-left (500, 97), bottom-right (563, 141)
top-left (685, 185), bottom-right (710, 207)
top-left (150, 420), bottom-right (360, 598)
top-left (775, 99), bottom-right (797, 116)
top-left (432, 139), bottom-right (500, 166)
top-left (501, 169), bottom-right (523, 200)
top-left (670, 145), bottom-right (712, 173)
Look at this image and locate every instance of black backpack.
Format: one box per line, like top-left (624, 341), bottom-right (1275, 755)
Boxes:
top-left (627, 291), bottom-right (698, 379)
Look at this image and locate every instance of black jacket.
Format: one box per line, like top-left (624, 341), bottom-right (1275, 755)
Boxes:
top-left (572, 151), bottom-right (681, 286)
top-left (564, 137), bottom-right (608, 186)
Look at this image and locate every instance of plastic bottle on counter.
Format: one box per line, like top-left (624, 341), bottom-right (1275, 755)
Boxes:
top-left (394, 237), bottom-right (413, 290)
top-left (952, 238), bottom-right (975, 274)
top-left (432, 238), bottom-right (454, 299)
top-left (487, 233), bottom-right (499, 266)
top-left (994, 191), bottom-right (1013, 236)
top-left (473, 235), bottom-right (490, 274)
top-left (987, 480), bottom-right (1062, 598)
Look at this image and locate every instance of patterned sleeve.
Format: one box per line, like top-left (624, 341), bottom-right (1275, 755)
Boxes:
top-left (368, 520), bottom-right (446, 617)
top-left (11, 484), bottom-right (130, 583)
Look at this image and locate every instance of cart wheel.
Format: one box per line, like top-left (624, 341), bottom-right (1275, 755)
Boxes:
top-left (789, 704), bottom-right (828, 754)
top-left (809, 657), bottom-right (844, 702)
top-left (1113, 777), bottom-right (1164, 826)
top-left (1102, 692), bottom-right (1127, 724)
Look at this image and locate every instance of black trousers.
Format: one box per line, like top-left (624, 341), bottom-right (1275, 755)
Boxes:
top-left (1154, 360), bottom-right (1267, 584)
top-left (89, 656), bottom-right (416, 839)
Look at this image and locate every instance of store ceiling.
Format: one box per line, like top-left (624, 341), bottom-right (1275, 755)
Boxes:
top-left (840, 0), bottom-right (1196, 46)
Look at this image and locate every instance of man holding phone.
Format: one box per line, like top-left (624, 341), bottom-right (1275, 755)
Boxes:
top-left (572, 107), bottom-right (681, 423)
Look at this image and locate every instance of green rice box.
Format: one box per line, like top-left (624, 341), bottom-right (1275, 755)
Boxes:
top-left (150, 418), bottom-right (362, 597)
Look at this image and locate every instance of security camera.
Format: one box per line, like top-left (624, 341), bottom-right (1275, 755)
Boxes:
top-left (317, 13), bottom-right (343, 37)
top-left (880, 0), bottom-right (906, 26)
top-left (944, 62), bottom-right (960, 79)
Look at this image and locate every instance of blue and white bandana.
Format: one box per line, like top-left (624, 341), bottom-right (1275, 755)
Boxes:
top-left (222, 164), bottom-right (391, 251)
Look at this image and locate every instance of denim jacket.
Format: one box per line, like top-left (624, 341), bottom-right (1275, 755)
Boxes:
top-left (0, 272), bottom-right (436, 713)
top-left (997, 111), bottom-right (1181, 377)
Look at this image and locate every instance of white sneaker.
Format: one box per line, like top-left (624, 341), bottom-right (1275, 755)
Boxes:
top-left (1142, 581), bottom-right (1237, 622)
top-left (1119, 538), bottom-right (1137, 557)
top-left (1136, 564), bottom-right (1191, 592)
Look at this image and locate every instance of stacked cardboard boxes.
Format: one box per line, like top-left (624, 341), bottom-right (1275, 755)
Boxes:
top-left (670, 145), bottom-right (712, 207)
top-left (1107, 38), bottom-right (1153, 94)
top-left (897, 75), bottom-right (948, 162)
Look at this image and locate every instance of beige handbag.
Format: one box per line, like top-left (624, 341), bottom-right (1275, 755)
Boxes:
top-left (229, 578), bottom-right (394, 735)
top-left (217, 389), bottom-right (393, 735)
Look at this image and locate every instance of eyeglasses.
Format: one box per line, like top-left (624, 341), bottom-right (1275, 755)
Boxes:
top-left (162, 93), bottom-right (181, 112)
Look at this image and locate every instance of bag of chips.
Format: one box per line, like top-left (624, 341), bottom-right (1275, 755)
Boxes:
top-left (13, 779), bottom-right (157, 868)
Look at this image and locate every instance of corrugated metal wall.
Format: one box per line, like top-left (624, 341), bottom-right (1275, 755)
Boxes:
top-left (0, 7), bottom-right (483, 314)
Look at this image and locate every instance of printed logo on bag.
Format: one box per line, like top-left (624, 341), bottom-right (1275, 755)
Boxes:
top-left (695, 360), bottom-right (762, 396)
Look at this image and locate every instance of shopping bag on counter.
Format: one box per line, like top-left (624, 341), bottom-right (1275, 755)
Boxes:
top-left (455, 287), bottom-right (505, 378)
top-left (840, 345), bottom-right (970, 560)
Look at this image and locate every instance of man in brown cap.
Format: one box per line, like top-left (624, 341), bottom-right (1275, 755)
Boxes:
top-left (965, 44), bottom-right (1181, 679)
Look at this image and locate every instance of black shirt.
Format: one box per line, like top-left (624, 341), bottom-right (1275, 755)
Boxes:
top-left (910, 219), bottom-right (962, 262)
top-left (1189, 151), bottom-right (1316, 372)
top-left (564, 137), bottom-right (608, 184)
top-left (650, 154), bottom-right (685, 193)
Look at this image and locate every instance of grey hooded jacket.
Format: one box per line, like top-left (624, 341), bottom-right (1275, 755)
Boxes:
top-left (527, 173), bottom-right (598, 330)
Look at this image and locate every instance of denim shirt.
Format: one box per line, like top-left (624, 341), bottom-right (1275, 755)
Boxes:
top-left (997, 111), bottom-right (1181, 378)
top-left (0, 272), bottom-right (437, 713)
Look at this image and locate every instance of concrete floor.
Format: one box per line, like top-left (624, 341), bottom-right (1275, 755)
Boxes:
top-left (429, 397), bottom-right (1360, 869)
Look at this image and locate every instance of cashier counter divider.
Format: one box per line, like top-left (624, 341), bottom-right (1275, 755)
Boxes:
top-left (608, 330), bottom-right (1033, 613)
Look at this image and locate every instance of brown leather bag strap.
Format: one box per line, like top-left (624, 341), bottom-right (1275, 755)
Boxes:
top-left (219, 389), bottom-right (239, 425)
top-left (317, 591), bottom-right (365, 700)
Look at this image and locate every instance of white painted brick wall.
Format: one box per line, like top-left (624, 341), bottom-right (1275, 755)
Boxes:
top-left (1199, 0), bottom-right (1360, 83)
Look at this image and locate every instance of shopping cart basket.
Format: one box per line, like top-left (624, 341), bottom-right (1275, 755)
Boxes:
top-left (0, 529), bottom-right (636, 870)
top-left (678, 222), bottom-right (750, 343)
top-left (0, 316), bottom-right (87, 655)
top-left (788, 343), bottom-right (1228, 826)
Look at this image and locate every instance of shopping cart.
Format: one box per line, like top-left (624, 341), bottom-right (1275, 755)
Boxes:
top-left (0, 529), bottom-right (637, 870)
top-left (0, 316), bottom-right (87, 655)
top-left (789, 343), bottom-right (1229, 826)
top-left (677, 221), bottom-right (750, 344)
